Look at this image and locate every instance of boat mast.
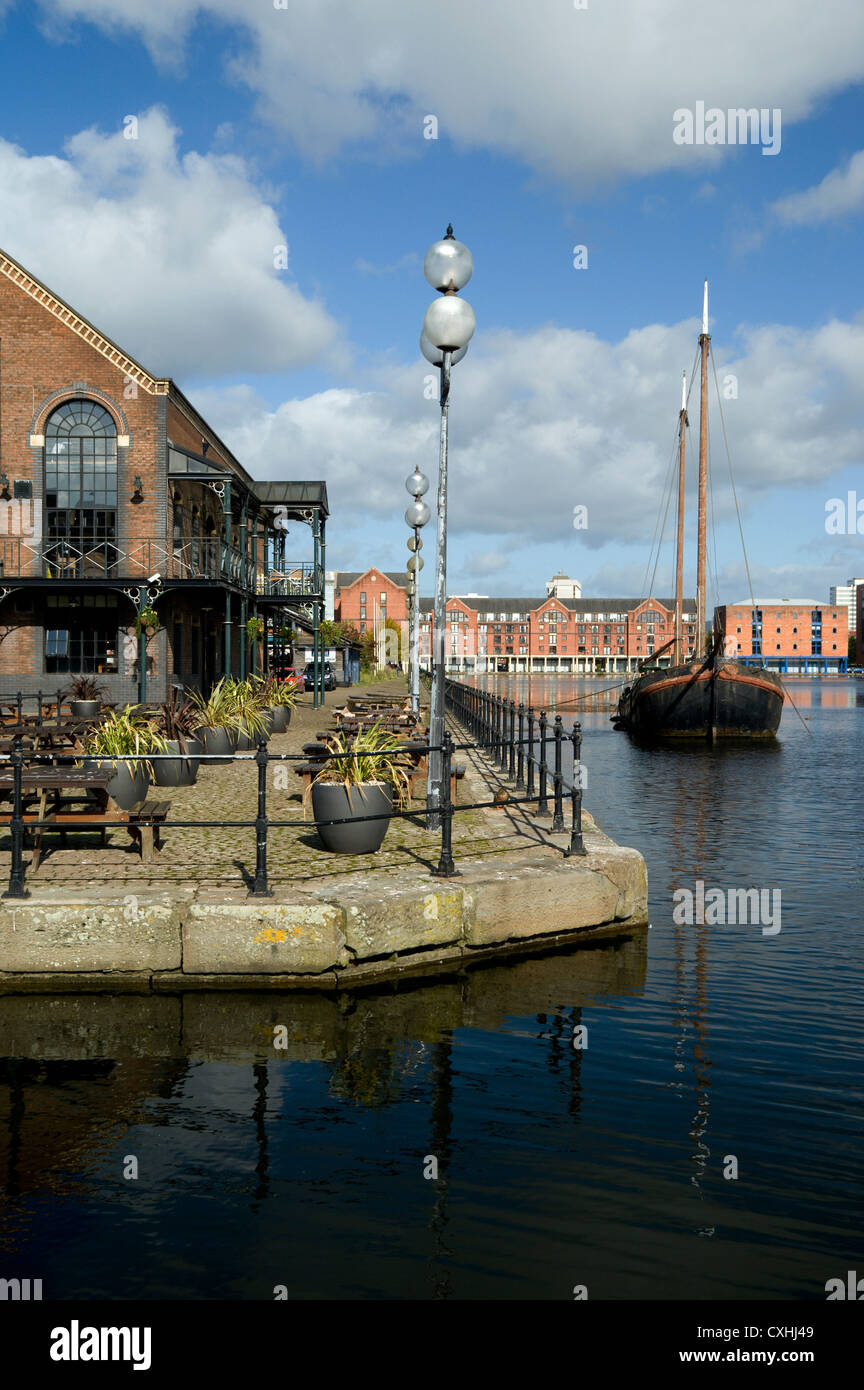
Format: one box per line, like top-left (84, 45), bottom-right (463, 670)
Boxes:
top-left (675, 370), bottom-right (687, 664)
top-left (696, 280), bottom-right (710, 657)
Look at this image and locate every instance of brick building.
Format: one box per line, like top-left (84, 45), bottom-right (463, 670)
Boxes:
top-left (714, 599), bottom-right (848, 674)
top-left (332, 568), bottom-right (697, 673)
top-left (420, 594), bottom-right (697, 673)
top-left (0, 247), bottom-right (328, 703)
top-left (333, 570), bottom-right (408, 633)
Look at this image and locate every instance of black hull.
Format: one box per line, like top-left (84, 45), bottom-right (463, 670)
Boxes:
top-left (614, 658), bottom-right (784, 739)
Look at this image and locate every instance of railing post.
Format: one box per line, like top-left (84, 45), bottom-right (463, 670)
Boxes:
top-left (250, 737), bottom-right (271, 896)
top-left (36, 689), bottom-right (43, 723)
top-left (508, 700), bottom-right (516, 780)
top-left (2, 736), bottom-right (29, 899)
top-left (496, 696), bottom-right (505, 769)
top-left (552, 715), bottom-right (565, 831)
top-left (566, 721), bottom-right (587, 856)
top-left (516, 703), bottom-right (526, 790)
top-left (432, 729), bottom-right (458, 878)
top-left (16, 691), bottom-right (22, 722)
top-left (56, 687), bottom-right (63, 723)
top-left (527, 706), bottom-right (536, 800)
top-left (536, 710), bottom-right (550, 817)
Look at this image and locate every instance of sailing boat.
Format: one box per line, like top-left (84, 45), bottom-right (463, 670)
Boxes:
top-left (614, 283), bottom-right (784, 739)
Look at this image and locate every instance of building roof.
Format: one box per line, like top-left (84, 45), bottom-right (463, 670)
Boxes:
top-left (418, 595), bottom-right (690, 614)
top-left (254, 481), bottom-right (329, 517)
top-left (335, 570), bottom-right (408, 589)
top-left (722, 598), bottom-right (819, 607)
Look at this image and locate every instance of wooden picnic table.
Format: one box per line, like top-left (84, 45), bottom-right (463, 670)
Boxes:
top-left (0, 766), bottom-right (170, 869)
top-left (0, 721), bottom-right (93, 751)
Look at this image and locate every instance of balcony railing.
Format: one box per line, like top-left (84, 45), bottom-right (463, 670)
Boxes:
top-left (0, 537), bottom-right (318, 596)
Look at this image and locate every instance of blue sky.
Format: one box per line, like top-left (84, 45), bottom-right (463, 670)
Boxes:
top-left (0, 0), bottom-right (862, 605)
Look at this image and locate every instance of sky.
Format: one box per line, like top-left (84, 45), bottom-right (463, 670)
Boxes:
top-left (0, 0), bottom-right (862, 605)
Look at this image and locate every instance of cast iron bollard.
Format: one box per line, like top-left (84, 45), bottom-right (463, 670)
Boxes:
top-left (432, 729), bottom-right (458, 878)
top-left (250, 737), bottom-right (272, 896)
top-left (536, 709), bottom-right (550, 816)
top-left (516, 703), bottom-right (525, 790)
top-left (566, 721), bottom-right (587, 855)
top-left (508, 700), bottom-right (516, 780)
top-left (526, 707), bottom-right (536, 800)
top-left (552, 714), bottom-right (565, 831)
top-left (2, 736), bottom-right (29, 899)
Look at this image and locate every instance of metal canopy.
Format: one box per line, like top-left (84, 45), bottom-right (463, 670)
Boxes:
top-left (254, 481), bottom-right (329, 520)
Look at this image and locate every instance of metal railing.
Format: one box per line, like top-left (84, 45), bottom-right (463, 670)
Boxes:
top-left (0, 536), bottom-right (317, 594)
top-left (0, 677), bottom-right (587, 898)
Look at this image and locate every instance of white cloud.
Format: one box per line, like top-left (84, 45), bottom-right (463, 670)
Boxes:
top-left (187, 310), bottom-right (864, 574)
top-left (0, 108), bottom-right (340, 377)
top-left (772, 149), bottom-right (864, 225)
top-left (32, 0), bottom-right (864, 187)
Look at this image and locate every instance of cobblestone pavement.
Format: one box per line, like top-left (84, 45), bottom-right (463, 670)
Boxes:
top-left (0, 680), bottom-right (561, 894)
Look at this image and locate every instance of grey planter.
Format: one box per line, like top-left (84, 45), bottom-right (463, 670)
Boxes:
top-left (152, 738), bottom-right (200, 787)
top-left (86, 759), bottom-right (149, 811)
top-left (201, 725), bottom-right (234, 765)
top-left (270, 706), bottom-right (291, 733)
top-left (311, 781), bottom-right (393, 854)
top-left (70, 700), bottom-right (100, 719)
top-left (237, 720), bottom-right (269, 750)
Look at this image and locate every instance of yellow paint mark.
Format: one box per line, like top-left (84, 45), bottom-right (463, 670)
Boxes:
top-left (255, 927), bottom-right (289, 944)
top-left (422, 894), bottom-right (439, 921)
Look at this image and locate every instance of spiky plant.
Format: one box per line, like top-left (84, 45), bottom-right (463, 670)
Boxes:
top-left (82, 706), bottom-right (168, 774)
top-left (308, 720), bottom-right (413, 809)
top-left (188, 678), bottom-right (245, 734)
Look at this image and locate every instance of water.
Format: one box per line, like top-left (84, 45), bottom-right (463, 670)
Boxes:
top-left (1, 677), bottom-right (862, 1300)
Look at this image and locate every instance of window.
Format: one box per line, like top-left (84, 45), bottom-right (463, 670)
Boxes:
top-left (360, 592), bottom-right (366, 602)
top-left (44, 399), bottom-right (118, 577)
top-left (44, 595), bottom-right (119, 673)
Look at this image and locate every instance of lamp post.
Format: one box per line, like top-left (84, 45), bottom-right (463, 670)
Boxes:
top-left (421, 225), bottom-right (476, 826)
top-left (405, 468), bottom-right (430, 715)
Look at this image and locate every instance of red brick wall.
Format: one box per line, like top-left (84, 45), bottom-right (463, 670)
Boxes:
top-left (717, 604), bottom-right (847, 659)
top-left (335, 569), bottom-right (408, 632)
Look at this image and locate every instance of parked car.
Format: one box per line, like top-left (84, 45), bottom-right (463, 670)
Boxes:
top-left (271, 658), bottom-right (302, 684)
top-left (304, 661), bottom-right (336, 692)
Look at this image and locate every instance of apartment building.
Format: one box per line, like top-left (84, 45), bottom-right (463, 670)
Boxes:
top-left (715, 599), bottom-right (848, 674)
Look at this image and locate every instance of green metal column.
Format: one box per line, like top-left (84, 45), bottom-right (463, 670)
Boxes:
top-left (222, 479), bottom-right (233, 675)
top-left (137, 585), bottom-right (148, 705)
top-left (250, 509), bottom-right (259, 680)
top-left (240, 595), bottom-right (248, 679)
top-left (319, 516), bottom-right (327, 706)
top-left (312, 515), bottom-right (320, 710)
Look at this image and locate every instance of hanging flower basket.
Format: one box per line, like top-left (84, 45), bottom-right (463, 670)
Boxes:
top-left (134, 607), bottom-right (160, 639)
top-left (246, 616), bottom-right (266, 642)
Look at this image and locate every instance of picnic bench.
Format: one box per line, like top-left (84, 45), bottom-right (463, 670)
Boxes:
top-left (0, 766), bottom-right (171, 868)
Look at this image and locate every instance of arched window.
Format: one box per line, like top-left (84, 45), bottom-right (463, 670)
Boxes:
top-left (44, 400), bottom-right (118, 577)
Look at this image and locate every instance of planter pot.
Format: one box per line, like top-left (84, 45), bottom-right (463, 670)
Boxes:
top-left (259, 708), bottom-right (275, 737)
top-left (271, 706), bottom-right (291, 733)
top-left (237, 720), bottom-right (269, 750)
top-left (85, 758), bottom-right (149, 811)
top-left (152, 738), bottom-right (200, 787)
top-left (70, 700), bottom-right (100, 719)
top-left (311, 780), bottom-right (393, 854)
top-left (201, 725), bottom-right (234, 765)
